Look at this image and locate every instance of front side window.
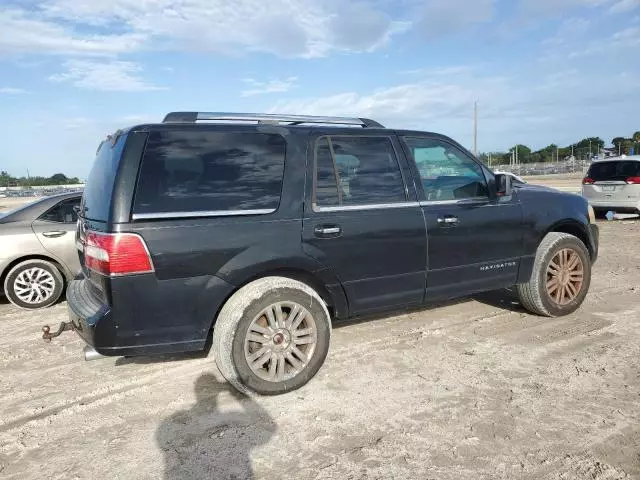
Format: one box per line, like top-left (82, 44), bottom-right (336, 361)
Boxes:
top-left (313, 136), bottom-right (406, 207)
top-left (133, 131), bottom-right (286, 215)
top-left (39, 198), bottom-right (80, 223)
top-left (402, 137), bottom-right (489, 202)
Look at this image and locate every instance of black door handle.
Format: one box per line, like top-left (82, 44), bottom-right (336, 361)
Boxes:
top-left (314, 225), bottom-right (342, 238)
top-left (42, 231), bottom-right (67, 238)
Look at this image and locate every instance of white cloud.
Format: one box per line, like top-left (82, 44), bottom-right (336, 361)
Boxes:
top-left (517, 0), bottom-right (611, 15)
top-left (268, 69), bottom-right (640, 150)
top-left (15, 0), bottom-right (405, 59)
top-left (544, 17), bottom-right (591, 45)
top-left (48, 60), bottom-right (164, 92)
top-left (241, 77), bottom-right (298, 97)
top-left (0, 7), bottom-right (147, 56)
top-left (609, 0), bottom-right (640, 13)
top-left (0, 87), bottom-right (28, 95)
top-left (415, 0), bottom-right (494, 37)
top-left (399, 65), bottom-right (476, 76)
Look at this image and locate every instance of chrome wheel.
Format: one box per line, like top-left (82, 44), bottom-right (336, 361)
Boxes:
top-left (13, 267), bottom-right (56, 305)
top-left (546, 248), bottom-right (584, 305)
top-left (244, 301), bottom-right (318, 382)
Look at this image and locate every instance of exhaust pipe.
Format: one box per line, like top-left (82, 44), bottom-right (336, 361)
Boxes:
top-left (83, 345), bottom-right (104, 361)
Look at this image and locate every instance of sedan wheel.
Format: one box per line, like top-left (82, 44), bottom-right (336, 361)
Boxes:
top-left (4, 260), bottom-right (64, 309)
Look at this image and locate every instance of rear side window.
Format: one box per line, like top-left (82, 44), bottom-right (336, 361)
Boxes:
top-left (313, 136), bottom-right (406, 207)
top-left (39, 198), bottom-right (81, 223)
top-left (82, 133), bottom-right (127, 221)
top-left (133, 131), bottom-right (286, 216)
top-left (587, 161), bottom-right (640, 181)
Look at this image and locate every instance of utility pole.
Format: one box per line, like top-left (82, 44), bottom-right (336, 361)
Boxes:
top-left (473, 101), bottom-right (478, 157)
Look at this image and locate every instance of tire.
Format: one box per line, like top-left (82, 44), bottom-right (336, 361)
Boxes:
top-left (517, 232), bottom-right (591, 317)
top-left (212, 276), bottom-right (332, 396)
top-left (4, 259), bottom-right (65, 309)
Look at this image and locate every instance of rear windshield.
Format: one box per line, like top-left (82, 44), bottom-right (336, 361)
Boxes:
top-left (82, 133), bottom-right (127, 221)
top-left (132, 130), bottom-right (286, 216)
top-left (587, 161), bottom-right (640, 181)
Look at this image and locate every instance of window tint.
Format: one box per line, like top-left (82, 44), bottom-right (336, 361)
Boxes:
top-left (314, 136), bottom-right (406, 207)
top-left (39, 198), bottom-right (80, 223)
top-left (587, 161), bottom-right (640, 181)
top-left (133, 131), bottom-right (286, 215)
top-left (402, 137), bottom-right (489, 201)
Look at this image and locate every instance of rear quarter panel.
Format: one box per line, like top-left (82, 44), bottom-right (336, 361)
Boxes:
top-left (0, 223), bottom-right (66, 281)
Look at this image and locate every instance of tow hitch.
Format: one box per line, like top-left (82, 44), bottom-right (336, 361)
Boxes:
top-left (42, 321), bottom-right (75, 342)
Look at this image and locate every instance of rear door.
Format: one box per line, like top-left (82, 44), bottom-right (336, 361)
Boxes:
top-left (32, 196), bottom-right (82, 275)
top-left (302, 133), bottom-right (427, 316)
top-left (400, 135), bottom-right (523, 301)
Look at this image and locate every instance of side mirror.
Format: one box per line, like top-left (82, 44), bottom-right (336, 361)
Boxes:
top-left (495, 173), bottom-right (513, 197)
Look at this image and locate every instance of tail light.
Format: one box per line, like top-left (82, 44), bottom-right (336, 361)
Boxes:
top-left (84, 231), bottom-right (154, 276)
top-left (582, 177), bottom-right (595, 185)
top-left (626, 176), bottom-right (640, 184)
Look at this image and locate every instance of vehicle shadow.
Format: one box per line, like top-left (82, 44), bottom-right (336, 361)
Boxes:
top-left (472, 288), bottom-right (527, 313)
top-left (155, 373), bottom-right (276, 480)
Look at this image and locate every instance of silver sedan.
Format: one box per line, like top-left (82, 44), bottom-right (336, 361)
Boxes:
top-left (0, 192), bottom-right (82, 309)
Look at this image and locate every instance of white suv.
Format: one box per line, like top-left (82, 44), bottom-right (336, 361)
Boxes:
top-left (582, 156), bottom-right (640, 217)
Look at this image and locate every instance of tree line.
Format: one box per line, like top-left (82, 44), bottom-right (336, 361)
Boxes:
top-left (0, 171), bottom-right (81, 187)
top-left (479, 131), bottom-right (640, 165)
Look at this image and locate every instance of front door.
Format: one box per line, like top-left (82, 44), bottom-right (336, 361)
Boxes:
top-left (400, 136), bottom-right (524, 301)
top-left (302, 134), bottom-right (427, 316)
top-left (32, 196), bottom-right (82, 275)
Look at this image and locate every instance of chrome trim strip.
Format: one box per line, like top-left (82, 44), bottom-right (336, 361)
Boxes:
top-left (313, 202), bottom-right (419, 212)
top-left (419, 197), bottom-right (491, 207)
top-left (419, 200), bottom-right (459, 206)
top-left (132, 209), bottom-right (276, 220)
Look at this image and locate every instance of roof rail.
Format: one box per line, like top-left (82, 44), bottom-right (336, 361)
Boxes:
top-left (162, 112), bottom-right (384, 128)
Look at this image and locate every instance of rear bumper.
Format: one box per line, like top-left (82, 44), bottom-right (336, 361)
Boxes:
top-left (66, 275), bottom-right (235, 357)
top-left (588, 198), bottom-right (640, 212)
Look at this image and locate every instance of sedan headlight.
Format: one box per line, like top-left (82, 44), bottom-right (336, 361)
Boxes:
top-left (588, 204), bottom-right (596, 224)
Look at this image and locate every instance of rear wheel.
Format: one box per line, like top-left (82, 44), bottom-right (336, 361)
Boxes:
top-left (212, 277), bottom-right (332, 395)
top-left (517, 233), bottom-right (591, 317)
top-left (4, 259), bottom-right (64, 309)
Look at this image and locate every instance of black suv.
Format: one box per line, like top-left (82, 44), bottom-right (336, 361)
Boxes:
top-left (61, 112), bottom-right (599, 395)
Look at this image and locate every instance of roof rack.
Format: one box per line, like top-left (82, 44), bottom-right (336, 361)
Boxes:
top-left (162, 112), bottom-right (384, 128)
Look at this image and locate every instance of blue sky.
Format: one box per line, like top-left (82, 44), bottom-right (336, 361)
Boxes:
top-left (1, 0), bottom-right (639, 179)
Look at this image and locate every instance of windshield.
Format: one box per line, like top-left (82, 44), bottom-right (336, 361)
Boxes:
top-left (81, 133), bottom-right (127, 221)
top-left (588, 160), bottom-right (640, 181)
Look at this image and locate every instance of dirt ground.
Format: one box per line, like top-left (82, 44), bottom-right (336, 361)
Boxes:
top-left (522, 174), bottom-right (583, 193)
top-left (0, 197), bottom-right (36, 212)
top-left (1, 194), bottom-right (640, 480)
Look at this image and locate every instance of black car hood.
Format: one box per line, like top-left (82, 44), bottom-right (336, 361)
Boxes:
top-left (514, 183), bottom-right (558, 193)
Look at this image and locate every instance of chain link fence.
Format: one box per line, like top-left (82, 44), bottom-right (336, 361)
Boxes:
top-left (487, 159), bottom-right (590, 177)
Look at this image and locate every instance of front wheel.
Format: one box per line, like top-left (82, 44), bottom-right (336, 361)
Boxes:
top-left (212, 277), bottom-right (332, 395)
top-left (517, 232), bottom-right (592, 317)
